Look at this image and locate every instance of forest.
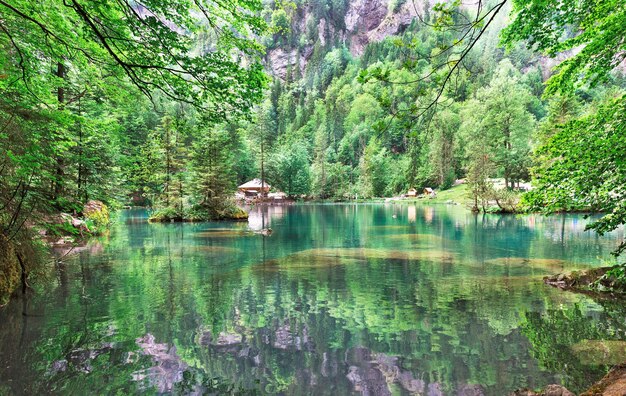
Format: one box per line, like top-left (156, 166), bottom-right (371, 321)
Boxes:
top-left (1, 0), bottom-right (625, 297)
top-left (0, 0), bottom-right (624, 280)
top-left (0, 0), bottom-right (626, 393)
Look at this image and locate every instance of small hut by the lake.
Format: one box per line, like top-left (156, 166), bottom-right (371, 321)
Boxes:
top-left (424, 187), bottom-right (436, 197)
top-left (238, 178), bottom-right (271, 197)
top-left (268, 191), bottom-right (287, 201)
top-left (407, 188), bottom-right (417, 197)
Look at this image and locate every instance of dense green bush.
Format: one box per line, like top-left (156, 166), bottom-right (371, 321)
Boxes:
top-left (149, 200), bottom-right (247, 222)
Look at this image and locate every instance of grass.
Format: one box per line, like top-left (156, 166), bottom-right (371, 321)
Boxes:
top-left (398, 184), bottom-right (469, 206)
top-left (303, 184), bottom-right (470, 205)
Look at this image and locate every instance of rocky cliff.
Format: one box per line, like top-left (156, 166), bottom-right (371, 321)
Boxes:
top-left (266, 0), bottom-right (426, 79)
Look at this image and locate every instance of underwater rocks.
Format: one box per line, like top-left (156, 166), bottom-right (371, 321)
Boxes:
top-left (288, 247), bottom-right (456, 262)
top-left (545, 267), bottom-right (626, 294)
top-left (194, 228), bottom-right (253, 238)
top-left (485, 257), bottom-right (571, 272)
top-left (571, 340), bottom-right (626, 366)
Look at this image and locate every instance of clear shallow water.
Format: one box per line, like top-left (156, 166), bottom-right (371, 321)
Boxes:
top-left (1, 204), bottom-right (625, 395)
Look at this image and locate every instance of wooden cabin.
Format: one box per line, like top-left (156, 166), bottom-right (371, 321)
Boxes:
top-left (424, 187), bottom-right (436, 197)
top-left (407, 188), bottom-right (418, 197)
top-left (238, 179), bottom-right (271, 196)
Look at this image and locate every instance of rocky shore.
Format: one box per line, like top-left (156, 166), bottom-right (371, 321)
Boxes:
top-left (0, 200), bottom-right (110, 305)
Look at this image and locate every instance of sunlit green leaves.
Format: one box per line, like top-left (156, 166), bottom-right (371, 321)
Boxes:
top-left (522, 94), bottom-right (626, 256)
top-left (502, 0), bottom-right (626, 95)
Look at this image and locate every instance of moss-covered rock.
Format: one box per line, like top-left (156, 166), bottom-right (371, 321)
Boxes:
top-left (212, 204), bottom-right (248, 221)
top-left (148, 207), bottom-right (184, 222)
top-left (571, 340), bottom-right (626, 366)
top-left (545, 266), bottom-right (626, 295)
top-left (0, 234), bottom-right (20, 306)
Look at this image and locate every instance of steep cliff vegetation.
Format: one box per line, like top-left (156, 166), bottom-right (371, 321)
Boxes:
top-left (244, 0), bottom-right (625, 204)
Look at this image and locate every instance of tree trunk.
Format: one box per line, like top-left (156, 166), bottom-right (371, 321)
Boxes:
top-left (261, 142), bottom-right (265, 198)
top-left (53, 62), bottom-right (66, 203)
top-left (15, 251), bottom-right (27, 294)
top-left (165, 125), bottom-right (171, 207)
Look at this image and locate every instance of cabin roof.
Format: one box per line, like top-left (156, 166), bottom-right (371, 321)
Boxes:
top-left (238, 178), bottom-right (271, 189)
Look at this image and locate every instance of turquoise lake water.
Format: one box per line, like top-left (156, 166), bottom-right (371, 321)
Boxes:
top-left (0, 204), bottom-right (624, 395)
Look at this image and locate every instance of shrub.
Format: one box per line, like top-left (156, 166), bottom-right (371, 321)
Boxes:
top-left (149, 206), bottom-right (184, 222)
top-left (83, 200), bottom-right (111, 234)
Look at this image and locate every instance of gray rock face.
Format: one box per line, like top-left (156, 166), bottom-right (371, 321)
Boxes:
top-left (345, 0), bottom-right (422, 54)
top-left (268, 47), bottom-right (306, 80)
top-left (265, 0), bottom-right (597, 86)
top-left (457, 384), bottom-right (486, 396)
top-left (266, 0), bottom-right (427, 78)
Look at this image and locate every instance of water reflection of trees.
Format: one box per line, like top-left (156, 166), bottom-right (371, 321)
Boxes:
top-left (521, 300), bottom-right (626, 393)
top-left (1, 206), bottom-right (624, 394)
top-left (151, 257), bottom-right (570, 394)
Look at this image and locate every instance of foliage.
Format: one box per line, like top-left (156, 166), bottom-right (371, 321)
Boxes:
top-left (358, 139), bottom-right (389, 198)
top-left (461, 60), bottom-right (535, 191)
top-left (0, 0), bottom-right (625, 303)
top-left (521, 94), bottom-right (626, 255)
top-left (0, 0), bottom-right (269, 305)
top-left (502, 0), bottom-right (626, 257)
top-left (266, 142), bottom-right (311, 196)
top-left (502, 0), bottom-right (626, 96)
top-left (149, 200), bottom-right (247, 222)
top-left (243, 7), bottom-right (575, 201)
top-left (0, 0), bottom-right (267, 116)
top-left (84, 203), bottom-right (111, 235)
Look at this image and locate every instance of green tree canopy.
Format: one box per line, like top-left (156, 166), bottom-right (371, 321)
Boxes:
top-left (502, 0), bottom-right (626, 257)
top-left (0, 0), bottom-right (267, 117)
top-left (502, 0), bottom-right (626, 95)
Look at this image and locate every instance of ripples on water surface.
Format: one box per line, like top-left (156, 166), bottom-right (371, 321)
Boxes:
top-left (1, 204), bottom-right (625, 395)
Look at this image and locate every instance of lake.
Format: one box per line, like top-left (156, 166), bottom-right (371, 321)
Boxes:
top-left (1, 204), bottom-right (625, 395)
